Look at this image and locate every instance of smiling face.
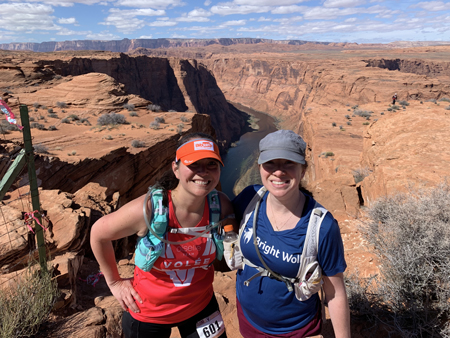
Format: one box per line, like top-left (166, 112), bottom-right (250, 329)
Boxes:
top-left (173, 158), bottom-right (221, 197)
top-left (260, 159), bottom-right (305, 200)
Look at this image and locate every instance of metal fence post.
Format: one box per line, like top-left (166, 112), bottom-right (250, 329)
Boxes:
top-left (20, 104), bottom-right (47, 271)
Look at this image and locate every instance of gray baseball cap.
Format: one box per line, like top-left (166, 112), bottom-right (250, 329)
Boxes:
top-left (258, 130), bottom-right (306, 164)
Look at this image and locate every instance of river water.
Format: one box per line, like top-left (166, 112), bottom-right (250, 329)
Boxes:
top-left (220, 103), bottom-right (278, 199)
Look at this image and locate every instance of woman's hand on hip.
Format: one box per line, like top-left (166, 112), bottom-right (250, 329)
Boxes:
top-left (108, 278), bottom-right (143, 313)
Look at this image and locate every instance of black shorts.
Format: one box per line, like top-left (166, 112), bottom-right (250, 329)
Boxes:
top-left (122, 294), bottom-right (227, 338)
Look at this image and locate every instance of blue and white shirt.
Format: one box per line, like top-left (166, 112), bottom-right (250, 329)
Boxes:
top-left (232, 185), bottom-right (347, 335)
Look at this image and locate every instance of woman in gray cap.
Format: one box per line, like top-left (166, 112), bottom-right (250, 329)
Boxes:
top-left (230, 130), bottom-right (350, 338)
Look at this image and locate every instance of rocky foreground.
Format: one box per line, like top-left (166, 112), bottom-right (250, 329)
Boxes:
top-left (1, 43), bottom-right (450, 337)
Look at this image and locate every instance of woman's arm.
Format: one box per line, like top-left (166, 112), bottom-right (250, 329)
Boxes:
top-left (90, 194), bottom-right (148, 313)
top-left (323, 273), bottom-right (351, 338)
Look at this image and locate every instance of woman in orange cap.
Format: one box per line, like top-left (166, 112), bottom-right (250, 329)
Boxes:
top-left (91, 132), bottom-right (233, 338)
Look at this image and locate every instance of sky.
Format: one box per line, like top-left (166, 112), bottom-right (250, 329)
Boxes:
top-left (1, 0), bottom-right (450, 44)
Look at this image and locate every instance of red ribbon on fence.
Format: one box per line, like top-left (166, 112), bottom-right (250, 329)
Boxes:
top-left (24, 210), bottom-right (49, 233)
top-left (0, 99), bottom-right (23, 130)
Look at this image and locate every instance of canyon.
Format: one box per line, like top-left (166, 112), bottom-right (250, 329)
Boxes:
top-left (1, 42), bottom-right (450, 337)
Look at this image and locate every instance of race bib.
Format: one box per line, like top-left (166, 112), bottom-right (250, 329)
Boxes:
top-left (196, 310), bottom-right (225, 338)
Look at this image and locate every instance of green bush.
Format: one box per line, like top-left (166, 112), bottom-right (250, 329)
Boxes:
top-left (439, 97), bottom-right (450, 102)
top-left (34, 143), bottom-right (49, 154)
top-left (177, 123), bottom-right (184, 134)
top-left (61, 118), bottom-right (70, 124)
top-left (147, 104), bottom-right (161, 112)
top-left (129, 111), bottom-right (138, 117)
top-left (398, 100), bottom-right (409, 106)
top-left (332, 122), bottom-right (337, 127)
top-left (149, 121), bottom-right (160, 130)
top-left (131, 140), bottom-right (145, 148)
top-left (155, 116), bottom-right (165, 123)
top-left (56, 101), bottom-right (67, 108)
top-left (354, 110), bottom-right (373, 117)
top-left (347, 184), bottom-right (450, 337)
top-left (0, 266), bottom-right (59, 338)
top-left (180, 116), bottom-right (189, 123)
top-left (97, 113), bottom-right (126, 126)
top-left (123, 103), bottom-right (135, 111)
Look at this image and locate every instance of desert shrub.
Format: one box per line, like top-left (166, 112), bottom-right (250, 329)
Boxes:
top-left (97, 113), bottom-right (126, 126)
top-left (363, 122), bottom-right (370, 125)
top-left (339, 125), bottom-right (343, 129)
top-left (147, 104), bottom-right (161, 112)
top-left (398, 100), bottom-right (409, 106)
top-left (332, 122), bottom-right (337, 127)
top-left (56, 101), bottom-right (67, 108)
top-left (177, 123), bottom-right (184, 134)
top-left (354, 110), bottom-right (373, 117)
top-left (54, 74), bottom-right (62, 80)
top-left (33, 102), bottom-right (40, 108)
top-left (352, 105), bottom-right (359, 109)
top-left (348, 184), bottom-right (450, 337)
top-left (47, 108), bottom-right (53, 114)
top-left (155, 116), bottom-right (165, 123)
top-left (80, 118), bottom-right (90, 125)
top-left (104, 135), bottom-right (113, 140)
top-left (439, 97), bottom-right (450, 102)
top-left (319, 151), bottom-right (334, 158)
top-left (34, 143), bottom-right (49, 154)
top-left (149, 121), bottom-right (160, 130)
top-left (38, 115), bottom-right (45, 120)
top-left (0, 125), bottom-right (9, 134)
top-left (391, 105), bottom-right (400, 110)
top-left (180, 116), bottom-right (189, 123)
top-left (48, 125), bottom-right (57, 131)
top-left (0, 266), bottom-right (59, 338)
top-left (131, 140), bottom-right (145, 148)
top-left (123, 103), bottom-right (135, 111)
top-left (380, 112), bottom-right (384, 115)
top-left (426, 99), bottom-right (437, 103)
top-left (30, 123), bottom-right (45, 130)
top-left (61, 118), bottom-right (70, 124)
top-left (168, 109), bottom-right (177, 113)
top-left (347, 121), bottom-right (351, 126)
top-left (68, 114), bottom-right (79, 121)
top-left (387, 107), bottom-right (393, 111)
top-left (129, 111), bottom-right (138, 117)
top-left (29, 117), bottom-right (35, 122)
top-left (40, 105), bottom-right (47, 110)
top-left (48, 113), bottom-right (58, 118)
top-left (352, 167), bottom-right (370, 184)
top-left (345, 115), bottom-right (350, 119)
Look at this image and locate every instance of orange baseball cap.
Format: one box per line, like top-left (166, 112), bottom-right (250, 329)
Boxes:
top-left (176, 139), bottom-right (224, 166)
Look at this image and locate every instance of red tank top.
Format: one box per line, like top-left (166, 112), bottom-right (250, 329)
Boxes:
top-left (131, 191), bottom-right (216, 323)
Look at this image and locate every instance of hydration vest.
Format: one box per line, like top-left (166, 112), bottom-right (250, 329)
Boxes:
top-left (134, 187), bottom-right (224, 272)
top-left (238, 186), bottom-right (327, 302)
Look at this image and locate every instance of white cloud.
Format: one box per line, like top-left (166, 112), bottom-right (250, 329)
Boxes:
top-left (271, 5), bottom-right (305, 14)
top-left (411, 1), bottom-right (450, 12)
top-left (149, 20), bottom-right (177, 26)
top-left (115, 0), bottom-right (185, 9)
top-left (139, 35), bottom-right (153, 38)
top-left (258, 16), bottom-right (272, 21)
top-left (8, 0), bottom-right (112, 6)
top-left (204, 0), bottom-right (212, 5)
top-left (177, 8), bottom-right (212, 22)
top-left (58, 17), bottom-right (77, 24)
top-left (210, 4), bottom-right (272, 15)
top-left (234, 0), bottom-right (305, 5)
top-left (100, 7), bottom-right (166, 32)
top-left (223, 20), bottom-right (246, 25)
top-left (0, 3), bottom-right (59, 32)
top-left (85, 30), bottom-right (121, 40)
top-left (323, 0), bottom-right (366, 8)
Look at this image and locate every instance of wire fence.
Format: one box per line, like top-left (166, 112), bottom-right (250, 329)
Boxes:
top-left (0, 141), bottom-right (49, 290)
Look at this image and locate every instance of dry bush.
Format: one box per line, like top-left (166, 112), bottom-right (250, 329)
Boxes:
top-left (0, 266), bottom-right (59, 338)
top-left (347, 183), bottom-right (450, 337)
top-left (97, 112), bottom-right (126, 126)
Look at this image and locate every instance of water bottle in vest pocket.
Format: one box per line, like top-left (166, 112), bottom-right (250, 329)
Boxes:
top-left (294, 260), bottom-right (323, 301)
top-left (135, 235), bottom-right (165, 272)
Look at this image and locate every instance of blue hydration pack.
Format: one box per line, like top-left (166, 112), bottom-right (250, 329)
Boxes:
top-left (134, 187), bottom-right (224, 272)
